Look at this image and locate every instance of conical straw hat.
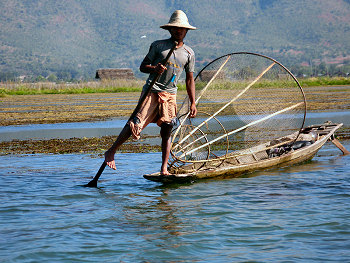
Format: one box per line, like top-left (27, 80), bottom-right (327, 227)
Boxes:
top-left (160, 10), bottom-right (197, 30)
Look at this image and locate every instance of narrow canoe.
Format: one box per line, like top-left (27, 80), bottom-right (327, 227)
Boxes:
top-left (144, 122), bottom-right (344, 184)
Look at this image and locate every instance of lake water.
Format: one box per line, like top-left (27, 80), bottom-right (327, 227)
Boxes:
top-left (1, 111), bottom-right (350, 142)
top-left (1, 140), bottom-right (350, 262)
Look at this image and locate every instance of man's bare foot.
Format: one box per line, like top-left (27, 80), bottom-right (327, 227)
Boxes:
top-left (104, 150), bottom-right (116, 170)
top-left (161, 169), bottom-right (171, 176)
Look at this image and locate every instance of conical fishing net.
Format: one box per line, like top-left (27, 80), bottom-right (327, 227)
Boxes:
top-left (170, 52), bottom-right (306, 172)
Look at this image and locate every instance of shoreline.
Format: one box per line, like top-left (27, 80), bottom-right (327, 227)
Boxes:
top-left (1, 86), bottom-right (350, 127)
top-left (1, 127), bottom-right (349, 155)
top-left (1, 85), bottom-right (350, 155)
top-left (0, 135), bottom-right (161, 155)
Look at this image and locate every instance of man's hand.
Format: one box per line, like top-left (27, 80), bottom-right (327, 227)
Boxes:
top-left (140, 61), bottom-right (167, 74)
top-left (154, 63), bottom-right (167, 74)
top-left (189, 103), bottom-right (197, 118)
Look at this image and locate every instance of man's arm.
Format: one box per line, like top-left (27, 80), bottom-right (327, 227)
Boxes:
top-left (140, 57), bottom-right (166, 75)
top-left (185, 71), bottom-right (197, 118)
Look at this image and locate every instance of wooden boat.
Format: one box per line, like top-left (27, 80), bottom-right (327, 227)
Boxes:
top-left (144, 122), bottom-right (347, 184)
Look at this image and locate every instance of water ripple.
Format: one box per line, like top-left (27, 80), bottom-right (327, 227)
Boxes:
top-left (1, 142), bottom-right (350, 262)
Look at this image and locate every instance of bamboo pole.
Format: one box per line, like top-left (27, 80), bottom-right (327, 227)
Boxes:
top-left (179, 102), bottom-right (303, 158)
top-left (195, 55), bottom-right (231, 104)
top-left (173, 62), bottom-right (276, 150)
top-left (172, 55), bottom-right (232, 143)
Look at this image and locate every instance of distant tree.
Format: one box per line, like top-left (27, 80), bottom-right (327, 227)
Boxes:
top-left (56, 71), bottom-right (72, 81)
top-left (47, 74), bottom-right (58, 82)
top-left (0, 72), bottom-right (16, 82)
top-left (35, 75), bottom-right (46, 82)
top-left (318, 62), bottom-right (328, 76)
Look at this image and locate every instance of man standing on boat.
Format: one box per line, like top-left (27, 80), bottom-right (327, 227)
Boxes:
top-left (104, 10), bottom-right (197, 175)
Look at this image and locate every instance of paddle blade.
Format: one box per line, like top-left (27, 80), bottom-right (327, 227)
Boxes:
top-left (84, 162), bottom-right (107, 187)
top-left (84, 179), bottom-right (97, 187)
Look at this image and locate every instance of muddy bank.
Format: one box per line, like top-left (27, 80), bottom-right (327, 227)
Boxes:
top-left (1, 86), bottom-right (350, 126)
top-left (0, 135), bottom-right (161, 155)
top-left (1, 127), bottom-right (349, 155)
top-left (1, 86), bottom-right (350, 154)
top-left (0, 93), bottom-right (140, 126)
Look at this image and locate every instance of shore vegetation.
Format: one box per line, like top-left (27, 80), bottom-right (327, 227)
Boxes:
top-left (0, 79), bottom-right (144, 97)
top-left (0, 77), bottom-right (349, 97)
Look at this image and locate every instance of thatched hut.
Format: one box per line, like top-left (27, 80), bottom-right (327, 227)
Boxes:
top-left (95, 68), bottom-right (135, 80)
top-left (199, 70), bottom-right (226, 82)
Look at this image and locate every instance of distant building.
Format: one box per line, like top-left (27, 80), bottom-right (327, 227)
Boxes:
top-left (95, 68), bottom-right (135, 80)
top-left (199, 70), bottom-right (226, 82)
top-left (18, 75), bottom-right (27, 82)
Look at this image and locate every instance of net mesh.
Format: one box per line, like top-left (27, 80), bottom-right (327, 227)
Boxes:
top-left (170, 52), bottom-right (306, 172)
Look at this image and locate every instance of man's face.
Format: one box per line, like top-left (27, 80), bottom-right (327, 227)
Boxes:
top-left (169, 27), bottom-right (188, 42)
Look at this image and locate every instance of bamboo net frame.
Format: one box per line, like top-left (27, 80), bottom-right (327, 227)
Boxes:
top-left (170, 52), bottom-right (307, 172)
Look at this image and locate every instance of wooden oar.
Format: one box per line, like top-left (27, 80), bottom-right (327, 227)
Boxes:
top-left (330, 135), bottom-right (350, 155)
top-left (85, 41), bottom-right (178, 187)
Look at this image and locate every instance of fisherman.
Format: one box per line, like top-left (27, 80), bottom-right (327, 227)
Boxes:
top-left (104, 10), bottom-right (197, 175)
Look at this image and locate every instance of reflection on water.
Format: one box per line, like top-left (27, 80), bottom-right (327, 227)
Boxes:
top-left (0, 118), bottom-right (159, 141)
top-left (1, 111), bottom-right (349, 142)
top-left (0, 141), bottom-right (350, 262)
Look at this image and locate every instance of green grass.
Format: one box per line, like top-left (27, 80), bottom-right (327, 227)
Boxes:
top-left (0, 80), bottom-right (144, 96)
top-left (1, 76), bottom-right (349, 97)
top-left (299, 76), bottom-right (350, 87)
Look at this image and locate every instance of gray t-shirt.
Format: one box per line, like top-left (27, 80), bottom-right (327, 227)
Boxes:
top-left (142, 38), bottom-right (195, 94)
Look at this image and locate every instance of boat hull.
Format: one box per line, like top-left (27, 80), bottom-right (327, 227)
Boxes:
top-left (144, 123), bottom-right (342, 184)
